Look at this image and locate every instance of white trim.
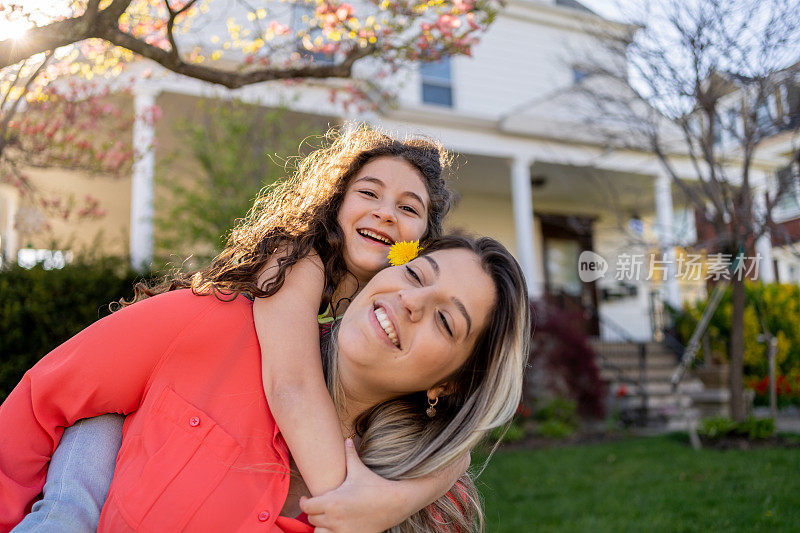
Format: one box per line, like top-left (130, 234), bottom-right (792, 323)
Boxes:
top-left (655, 171), bottom-right (680, 307)
top-left (503, 0), bottom-right (637, 41)
top-left (510, 156), bottom-right (540, 297)
top-left (0, 186), bottom-right (18, 263)
top-left (130, 85), bottom-right (159, 270)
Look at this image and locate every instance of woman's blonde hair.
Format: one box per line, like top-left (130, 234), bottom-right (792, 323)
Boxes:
top-left (323, 235), bottom-right (531, 532)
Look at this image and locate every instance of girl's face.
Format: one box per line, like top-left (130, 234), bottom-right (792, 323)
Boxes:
top-left (337, 156), bottom-right (430, 285)
top-left (336, 248), bottom-right (496, 405)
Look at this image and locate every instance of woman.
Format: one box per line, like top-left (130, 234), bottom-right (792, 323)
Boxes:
top-left (0, 235), bottom-right (530, 532)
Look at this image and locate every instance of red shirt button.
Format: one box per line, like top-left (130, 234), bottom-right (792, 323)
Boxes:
top-left (189, 416), bottom-right (200, 427)
top-left (257, 511), bottom-right (270, 522)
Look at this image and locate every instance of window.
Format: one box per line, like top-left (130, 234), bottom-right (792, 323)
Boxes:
top-left (784, 84), bottom-right (800, 129)
top-left (755, 98), bottom-right (773, 131)
top-left (712, 113), bottom-right (723, 146)
top-left (773, 164), bottom-right (800, 222)
top-left (420, 57), bottom-right (453, 107)
top-left (727, 108), bottom-right (742, 141)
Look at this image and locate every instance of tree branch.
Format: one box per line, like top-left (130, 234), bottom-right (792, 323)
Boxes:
top-left (0, 51), bottom-right (53, 154)
top-left (0, 18), bottom-right (89, 69)
top-left (164, 0), bottom-right (199, 59)
top-left (0, 59), bottom-right (26, 111)
top-left (97, 25), bottom-right (376, 88)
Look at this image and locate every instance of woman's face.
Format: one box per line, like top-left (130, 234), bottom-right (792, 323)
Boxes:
top-left (336, 248), bottom-right (496, 404)
top-left (337, 156), bottom-right (430, 285)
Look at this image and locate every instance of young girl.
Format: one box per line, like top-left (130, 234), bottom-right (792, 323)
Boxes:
top-left (208, 124), bottom-right (458, 523)
top-left (11, 125), bottom-right (464, 531)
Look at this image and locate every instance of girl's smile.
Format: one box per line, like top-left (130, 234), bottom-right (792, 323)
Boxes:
top-left (337, 156), bottom-right (430, 286)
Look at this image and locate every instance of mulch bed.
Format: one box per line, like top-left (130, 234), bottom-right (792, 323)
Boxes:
top-left (493, 430), bottom-right (800, 451)
top-left (699, 434), bottom-right (800, 450)
top-left (498, 429), bottom-right (631, 451)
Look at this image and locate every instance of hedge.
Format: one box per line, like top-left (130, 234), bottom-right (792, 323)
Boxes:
top-left (0, 260), bottom-right (155, 402)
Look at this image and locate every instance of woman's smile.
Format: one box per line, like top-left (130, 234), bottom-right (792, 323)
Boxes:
top-left (372, 302), bottom-right (401, 349)
top-left (337, 248), bottom-right (497, 401)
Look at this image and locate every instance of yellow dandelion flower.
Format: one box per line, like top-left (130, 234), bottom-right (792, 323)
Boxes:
top-left (387, 240), bottom-right (421, 266)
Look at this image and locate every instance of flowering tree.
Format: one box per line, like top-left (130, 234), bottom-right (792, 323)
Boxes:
top-left (1, 0), bottom-right (499, 241)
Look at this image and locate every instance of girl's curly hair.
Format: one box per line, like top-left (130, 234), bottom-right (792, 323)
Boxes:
top-left (126, 124), bottom-right (452, 310)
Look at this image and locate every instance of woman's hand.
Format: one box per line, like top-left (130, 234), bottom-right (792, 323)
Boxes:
top-left (299, 439), bottom-right (408, 533)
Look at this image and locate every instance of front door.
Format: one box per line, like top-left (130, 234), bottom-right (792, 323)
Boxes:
top-left (539, 214), bottom-right (600, 336)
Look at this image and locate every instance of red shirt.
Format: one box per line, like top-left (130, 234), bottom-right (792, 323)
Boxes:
top-left (0, 290), bottom-right (313, 532)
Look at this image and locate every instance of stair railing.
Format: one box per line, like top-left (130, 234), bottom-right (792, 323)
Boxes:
top-left (564, 293), bottom-right (651, 426)
top-left (669, 279), bottom-right (730, 391)
top-left (669, 278), bottom-right (730, 449)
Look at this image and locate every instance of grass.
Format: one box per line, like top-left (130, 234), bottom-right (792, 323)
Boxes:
top-left (476, 434), bottom-right (800, 532)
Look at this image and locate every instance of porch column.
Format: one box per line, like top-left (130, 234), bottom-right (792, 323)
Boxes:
top-left (0, 190), bottom-right (18, 265)
top-left (510, 156), bottom-right (540, 297)
top-left (130, 85), bottom-right (159, 270)
top-left (655, 171), bottom-right (680, 308)
top-left (754, 190), bottom-right (775, 282)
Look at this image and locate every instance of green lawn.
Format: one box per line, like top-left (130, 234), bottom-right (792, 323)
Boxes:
top-left (477, 434), bottom-right (800, 532)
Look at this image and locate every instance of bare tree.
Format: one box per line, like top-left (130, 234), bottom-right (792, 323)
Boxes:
top-left (577, 0), bottom-right (800, 421)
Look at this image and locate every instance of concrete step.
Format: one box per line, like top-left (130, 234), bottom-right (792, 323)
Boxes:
top-left (604, 378), bottom-right (703, 396)
top-left (600, 366), bottom-right (679, 382)
top-left (599, 352), bottom-right (678, 366)
top-left (591, 339), bottom-right (679, 353)
top-left (592, 341), bottom-right (708, 430)
top-left (590, 340), bottom-right (680, 354)
top-left (664, 408), bottom-right (702, 431)
top-left (611, 389), bottom-right (696, 410)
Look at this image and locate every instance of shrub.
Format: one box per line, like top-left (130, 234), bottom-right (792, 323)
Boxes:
top-left (698, 416), bottom-right (775, 441)
top-left (738, 417), bottom-right (775, 440)
top-left (527, 303), bottom-right (605, 419)
top-left (489, 419), bottom-right (527, 444)
top-left (675, 283), bottom-right (800, 378)
top-left (698, 416), bottom-right (738, 439)
top-left (0, 260), bottom-right (154, 402)
top-left (537, 419), bottom-right (576, 439)
top-left (534, 397), bottom-right (579, 439)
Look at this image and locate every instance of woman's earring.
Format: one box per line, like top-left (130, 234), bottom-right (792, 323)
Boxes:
top-left (426, 396), bottom-right (439, 418)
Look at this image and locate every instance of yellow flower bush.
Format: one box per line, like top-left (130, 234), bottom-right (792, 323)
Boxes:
top-left (676, 282), bottom-right (800, 377)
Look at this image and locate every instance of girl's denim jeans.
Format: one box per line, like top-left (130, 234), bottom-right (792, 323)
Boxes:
top-left (12, 414), bottom-right (124, 532)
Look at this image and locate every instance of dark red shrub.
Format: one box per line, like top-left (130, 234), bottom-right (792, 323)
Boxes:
top-left (525, 302), bottom-right (605, 419)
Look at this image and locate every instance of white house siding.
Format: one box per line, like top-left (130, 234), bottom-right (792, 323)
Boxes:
top-left (397, 1), bottom-right (626, 118)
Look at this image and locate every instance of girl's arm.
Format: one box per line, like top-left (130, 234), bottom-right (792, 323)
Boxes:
top-left (12, 414), bottom-right (124, 533)
top-left (300, 439), bottom-right (471, 532)
top-left (254, 252), bottom-right (346, 496)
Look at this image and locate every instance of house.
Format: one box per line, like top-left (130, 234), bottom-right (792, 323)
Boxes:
top-left (688, 66), bottom-right (800, 285)
top-left (1, 0), bottom-right (795, 346)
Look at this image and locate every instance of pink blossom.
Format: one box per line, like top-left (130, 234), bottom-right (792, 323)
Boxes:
top-left (466, 12), bottom-right (480, 30)
top-left (268, 20), bottom-right (291, 36)
top-left (436, 14), bottom-right (461, 35)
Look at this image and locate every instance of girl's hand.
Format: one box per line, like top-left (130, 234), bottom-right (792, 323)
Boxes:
top-left (299, 439), bottom-right (408, 533)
